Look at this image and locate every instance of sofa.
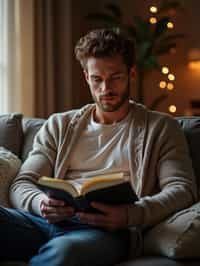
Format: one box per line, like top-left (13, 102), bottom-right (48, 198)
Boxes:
top-left (0, 113), bottom-right (200, 266)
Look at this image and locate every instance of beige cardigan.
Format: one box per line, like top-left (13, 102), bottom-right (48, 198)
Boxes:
top-left (10, 102), bottom-right (197, 228)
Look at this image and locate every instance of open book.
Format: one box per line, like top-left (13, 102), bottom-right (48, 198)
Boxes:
top-left (37, 172), bottom-right (138, 212)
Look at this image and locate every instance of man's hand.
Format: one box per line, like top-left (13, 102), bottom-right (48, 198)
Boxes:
top-left (77, 202), bottom-right (128, 231)
top-left (40, 197), bottom-right (75, 224)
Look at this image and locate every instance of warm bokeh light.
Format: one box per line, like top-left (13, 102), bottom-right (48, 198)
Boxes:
top-left (149, 17), bottom-right (157, 24)
top-left (169, 105), bottom-right (177, 113)
top-left (168, 73), bottom-right (175, 81)
top-left (150, 6), bottom-right (158, 13)
top-left (162, 66), bottom-right (169, 74)
top-left (170, 47), bottom-right (176, 54)
top-left (188, 61), bottom-right (200, 70)
top-left (167, 82), bottom-right (174, 90)
top-left (167, 22), bottom-right (174, 29)
top-left (159, 81), bottom-right (167, 89)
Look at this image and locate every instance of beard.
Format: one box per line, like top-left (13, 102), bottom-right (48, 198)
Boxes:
top-left (91, 78), bottom-right (130, 112)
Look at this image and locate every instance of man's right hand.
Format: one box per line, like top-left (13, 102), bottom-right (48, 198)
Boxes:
top-left (40, 197), bottom-right (75, 224)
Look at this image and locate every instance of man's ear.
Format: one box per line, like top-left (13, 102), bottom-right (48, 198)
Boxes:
top-left (129, 66), bottom-right (136, 80)
top-left (83, 70), bottom-right (89, 84)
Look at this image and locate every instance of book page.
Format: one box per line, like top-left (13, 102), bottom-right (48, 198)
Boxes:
top-left (38, 177), bottom-right (79, 197)
top-left (79, 172), bottom-right (129, 195)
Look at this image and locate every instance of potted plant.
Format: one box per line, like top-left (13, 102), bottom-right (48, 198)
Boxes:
top-left (86, 0), bottom-right (185, 110)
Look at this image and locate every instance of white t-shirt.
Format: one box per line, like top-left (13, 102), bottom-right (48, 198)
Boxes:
top-left (67, 109), bottom-right (132, 179)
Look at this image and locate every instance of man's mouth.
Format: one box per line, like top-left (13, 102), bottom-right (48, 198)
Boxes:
top-left (100, 94), bottom-right (116, 101)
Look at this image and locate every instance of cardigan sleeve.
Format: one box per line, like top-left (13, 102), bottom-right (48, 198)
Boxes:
top-left (9, 114), bottom-right (61, 215)
top-left (127, 115), bottom-right (197, 229)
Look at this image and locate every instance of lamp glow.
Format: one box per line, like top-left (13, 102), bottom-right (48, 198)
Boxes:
top-left (149, 17), bottom-right (157, 24)
top-left (167, 83), bottom-right (174, 90)
top-left (188, 61), bottom-right (200, 70)
top-left (159, 81), bottom-right (167, 89)
top-left (188, 48), bottom-right (200, 70)
top-left (167, 22), bottom-right (174, 29)
top-left (169, 105), bottom-right (177, 113)
top-left (150, 6), bottom-right (158, 13)
top-left (162, 66), bottom-right (169, 74)
top-left (168, 73), bottom-right (175, 81)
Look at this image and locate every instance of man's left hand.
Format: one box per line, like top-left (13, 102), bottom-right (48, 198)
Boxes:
top-left (76, 202), bottom-right (128, 231)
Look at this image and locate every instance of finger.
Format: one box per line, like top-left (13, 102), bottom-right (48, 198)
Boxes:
top-left (41, 204), bottom-right (74, 216)
top-left (48, 197), bottom-right (66, 206)
top-left (77, 212), bottom-right (108, 225)
top-left (43, 209), bottom-right (74, 222)
top-left (41, 197), bottom-right (65, 207)
top-left (77, 212), bottom-right (115, 230)
top-left (45, 214), bottom-right (68, 224)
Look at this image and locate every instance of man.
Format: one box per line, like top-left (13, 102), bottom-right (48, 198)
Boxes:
top-left (0, 28), bottom-right (197, 265)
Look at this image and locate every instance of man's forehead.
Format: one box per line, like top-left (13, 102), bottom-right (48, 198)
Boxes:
top-left (86, 56), bottom-right (127, 74)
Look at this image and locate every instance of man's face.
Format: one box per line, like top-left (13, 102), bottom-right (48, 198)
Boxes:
top-left (84, 55), bottom-right (135, 113)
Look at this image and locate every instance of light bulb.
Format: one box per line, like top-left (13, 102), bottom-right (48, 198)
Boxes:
top-left (167, 22), bottom-right (174, 29)
top-left (167, 83), bottom-right (174, 90)
top-left (168, 73), bottom-right (175, 81)
top-left (150, 6), bottom-right (158, 13)
top-left (149, 17), bottom-right (157, 24)
top-left (159, 81), bottom-right (167, 89)
top-left (162, 66), bottom-right (169, 74)
top-left (169, 105), bottom-right (177, 113)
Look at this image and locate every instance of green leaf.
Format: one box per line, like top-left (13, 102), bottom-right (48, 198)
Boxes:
top-left (159, 33), bottom-right (185, 42)
top-left (159, 0), bottom-right (184, 13)
top-left (144, 56), bottom-right (161, 70)
top-left (105, 3), bottom-right (122, 18)
top-left (154, 17), bottom-right (170, 38)
top-left (155, 42), bottom-right (176, 55)
top-left (149, 93), bottom-right (168, 110)
top-left (132, 16), bottom-right (152, 42)
top-left (124, 24), bottom-right (137, 39)
top-left (86, 13), bottom-right (121, 27)
top-left (138, 55), bottom-right (161, 71)
top-left (136, 42), bottom-right (152, 61)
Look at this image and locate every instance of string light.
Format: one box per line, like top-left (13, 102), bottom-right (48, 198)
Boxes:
top-left (169, 105), bottom-right (177, 113)
top-left (150, 6), bottom-right (158, 13)
top-left (162, 66), bottom-right (169, 74)
top-left (159, 81), bottom-right (167, 89)
top-left (168, 73), bottom-right (175, 81)
top-left (167, 82), bottom-right (174, 90)
top-left (148, 4), bottom-right (177, 113)
top-left (149, 17), bottom-right (157, 24)
top-left (167, 22), bottom-right (174, 29)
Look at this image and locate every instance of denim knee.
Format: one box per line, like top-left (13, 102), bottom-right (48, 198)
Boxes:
top-left (30, 236), bottom-right (83, 266)
top-left (29, 229), bottom-right (129, 266)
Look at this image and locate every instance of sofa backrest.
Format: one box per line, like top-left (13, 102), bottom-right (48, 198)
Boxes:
top-left (177, 117), bottom-right (200, 192)
top-left (21, 118), bottom-right (45, 161)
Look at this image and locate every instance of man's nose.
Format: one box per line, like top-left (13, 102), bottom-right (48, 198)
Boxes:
top-left (101, 80), bottom-right (112, 92)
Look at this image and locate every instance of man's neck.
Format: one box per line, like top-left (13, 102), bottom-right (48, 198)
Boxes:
top-left (94, 103), bottom-right (130, 125)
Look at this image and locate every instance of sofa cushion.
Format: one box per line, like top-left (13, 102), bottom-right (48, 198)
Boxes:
top-left (177, 117), bottom-right (200, 198)
top-left (21, 118), bottom-right (45, 161)
top-left (0, 113), bottom-right (23, 156)
top-left (0, 147), bottom-right (21, 207)
top-left (143, 201), bottom-right (200, 259)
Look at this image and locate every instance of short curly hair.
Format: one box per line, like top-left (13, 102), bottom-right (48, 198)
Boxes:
top-left (75, 28), bottom-right (136, 70)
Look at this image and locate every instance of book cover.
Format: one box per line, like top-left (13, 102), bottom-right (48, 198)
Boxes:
top-left (37, 173), bottom-right (138, 212)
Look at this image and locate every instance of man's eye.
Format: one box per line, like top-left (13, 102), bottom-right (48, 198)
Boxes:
top-left (112, 75), bottom-right (123, 80)
top-left (92, 78), bottom-right (101, 83)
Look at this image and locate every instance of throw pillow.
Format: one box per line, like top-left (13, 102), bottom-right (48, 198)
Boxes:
top-left (0, 147), bottom-right (21, 207)
top-left (0, 113), bottom-right (23, 156)
top-left (143, 202), bottom-right (200, 258)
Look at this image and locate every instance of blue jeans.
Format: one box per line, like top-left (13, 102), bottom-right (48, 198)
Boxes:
top-left (0, 207), bottom-right (131, 266)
